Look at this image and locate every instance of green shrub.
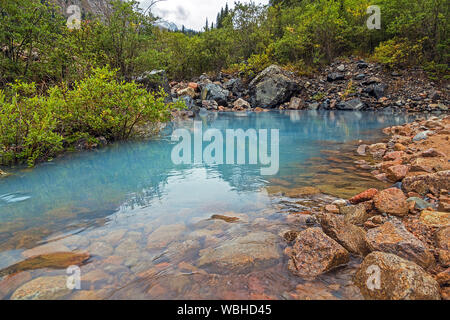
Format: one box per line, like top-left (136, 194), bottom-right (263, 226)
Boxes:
top-left (0, 83), bottom-right (64, 166)
top-left (372, 38), bottom-right (424, 69)
top-left (239, 53), bottom-right (271, 79)
top-left (57, 67), bottom-right (181, 141)
top-left (0, 67), bottom-right (185, 166)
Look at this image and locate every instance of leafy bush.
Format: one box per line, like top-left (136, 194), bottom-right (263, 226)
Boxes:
top-left (0, 68), bottom-right (184, 166)
top-left (239, 53), bottom-right (271, 79)
top-left (372, 38), bottom-right (424, 69)
top-left (0, 83), bottom-right (64, 166)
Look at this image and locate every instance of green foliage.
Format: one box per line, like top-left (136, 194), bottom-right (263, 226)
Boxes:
top-left (0, 82), bottom-right (63, 166)
top-left (372, 38), bottom-right (424, 69)
top-left (0, 68), bottom-right (184, 166)
top-left (239, 53), bottom-right (271, 79)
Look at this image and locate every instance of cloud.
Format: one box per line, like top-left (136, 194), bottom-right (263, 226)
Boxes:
top-left (138, 0), bottom-right (269, 31)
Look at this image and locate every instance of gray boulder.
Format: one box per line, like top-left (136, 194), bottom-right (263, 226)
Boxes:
top-left (336, 98), bottom-right (365, 110)
top-left (249, 65), bottom-right (300, 108)
top-left (201, 83), bottom-right (229, 106)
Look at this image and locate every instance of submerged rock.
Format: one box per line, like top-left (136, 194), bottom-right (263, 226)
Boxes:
top-left (354, 252), bottom-right (440, 300)
top-left (197, 232), bottom-right (281, 274)
top-left (11, 276), bottom-right (72, 300)
top-left (365, 220), bottom-right (435, 268)
top-left (287, 227), bottom-right (349, 279)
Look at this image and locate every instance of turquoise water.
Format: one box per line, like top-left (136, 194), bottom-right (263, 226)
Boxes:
top-left (0, 111), bottom-right (421, 299)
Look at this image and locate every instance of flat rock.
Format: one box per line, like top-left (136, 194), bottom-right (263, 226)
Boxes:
top-left (365, 220), bottom-right (435, 268)
top-left (420, 211), bottom-right (450, 227)
top-left (11, 276), bottom-right (71, 300)
top-left (197, 232), bottom-right (281, 274)
top-left (287, 227), bottom-right (349, 279)
top-left (147, 224), bottom-right (186, 249)
top-left (373, 188), bottom-right (409, 216)
top-left (22, 242), bottom-right (70, 258)
top-left (354, 252), bottom-right (440, 300)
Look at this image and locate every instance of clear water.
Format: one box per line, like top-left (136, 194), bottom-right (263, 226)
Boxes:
top-left (0, 110), bottom-right (421, 300)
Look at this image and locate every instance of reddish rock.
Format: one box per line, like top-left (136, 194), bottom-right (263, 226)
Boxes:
top-left (383, 151), bottom-right (405, 161)
top-left (324, 204), bottom-right (339, 214)
top-left (365, 220), bottom-right (435, 268)
top-left (287, 227), bottom-right (349, 279)
top-left (188, 82), bottom-right (199, 91)
top-left (436, 268), bottom-right (450, 285)
top-left (394, 143), bottom-right (407, 151)
top-left (402, 171), bottom-right (450, 196)
top-left (386, 164), bottom-right (409, 182)
top-left (349, 188), bottom-right (378, 205)
top-left (373, 188), bottom-right (409, 216)
top-left (421, 148), bottom-right (445, 158)
top-left (380, 159), bottom-right (403, 171)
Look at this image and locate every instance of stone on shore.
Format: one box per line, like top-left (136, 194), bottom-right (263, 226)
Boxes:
top-left (402, 171), bottom-right (450, 196)
top-left (249, 65), bottom-right (300, 108)
top-left (286, 227), bottom-right (349, 279)
top-left (349, 189), bottom-right (378, 205)
top-left (420, 210), bottom-right (450, 227)
top-left (373, 188), bottom-right (409, 217)
top-left (365, 220), bottom-right (435, 268)
top-left (319, 213), bottom-right (370, 256)
top-left (354, 252), bottom-right (441, 300)
top-left (339, 203), bottom-right (370, 225)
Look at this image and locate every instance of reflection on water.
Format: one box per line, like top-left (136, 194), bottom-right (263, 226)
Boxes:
top-left (0, 111), bottom-right (421, 300)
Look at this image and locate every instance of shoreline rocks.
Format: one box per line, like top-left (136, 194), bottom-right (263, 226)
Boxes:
top-left (286, 227), bottom-right (349, 279)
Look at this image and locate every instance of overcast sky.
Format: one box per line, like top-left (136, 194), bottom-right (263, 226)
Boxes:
top-left (138, 0), bottom-right (269, 31)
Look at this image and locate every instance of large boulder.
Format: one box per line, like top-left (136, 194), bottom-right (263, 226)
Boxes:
top-left (365, 220), bottom-right (435, 268)
top-left (373, 188), bottom-right (409, 217)
top-left (201, 83), bottom-right (230, 106)
top-left (402, 171), bottom-right (450, 196)
top-left (249, 65), bottom-right (300, 108)
top-left (286, 227), bottom-right (349, 279)
top-left (354, 252), bottom-right (441, 300)
top-left (319, 213), bottom-right (370, 256)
